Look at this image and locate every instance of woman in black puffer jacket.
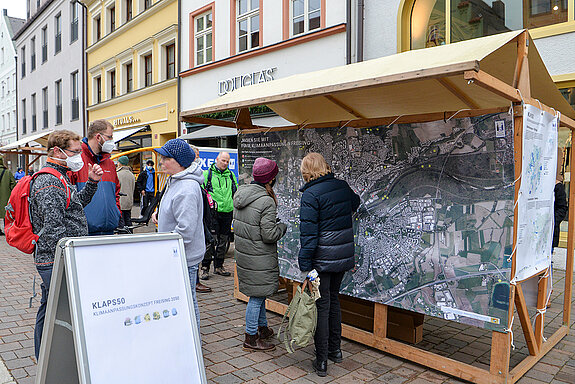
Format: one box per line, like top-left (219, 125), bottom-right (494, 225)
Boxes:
top-left (298, 152), bottom-right (360, 377)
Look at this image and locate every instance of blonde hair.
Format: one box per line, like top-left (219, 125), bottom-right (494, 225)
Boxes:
top-left (300, 152), bottom-right (332, 183)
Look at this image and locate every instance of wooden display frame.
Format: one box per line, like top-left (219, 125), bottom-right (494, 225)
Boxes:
top-left (196, 30), bottom-right (575, 384)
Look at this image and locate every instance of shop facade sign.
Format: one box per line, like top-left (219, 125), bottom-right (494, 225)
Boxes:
top-left (114, 116), bottom-right (141, 127)
top-left (218, 67), bottom-right (277, 96)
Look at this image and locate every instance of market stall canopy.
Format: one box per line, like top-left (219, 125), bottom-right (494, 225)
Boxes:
top-left (180, 30), bottom-right (575, 126)
top-left (179, 115), bottom-right (293, 139)
top-left (0, 130), bottom-right (55, 151)
top-left (113, 125), bottom-right (149, 143)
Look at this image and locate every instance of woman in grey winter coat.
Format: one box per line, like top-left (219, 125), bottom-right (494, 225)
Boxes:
top-left (234, 157), bottom-right (287, 352)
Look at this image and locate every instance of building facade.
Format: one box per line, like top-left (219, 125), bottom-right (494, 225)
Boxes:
top-left (0, 10), bottom-right (24, 155)
top-left (81, 0), bottom-right (178, 160)
top-left (179, 1), bottom-right (575, 132)
top-left (14, 0), bottom-right (86, 148)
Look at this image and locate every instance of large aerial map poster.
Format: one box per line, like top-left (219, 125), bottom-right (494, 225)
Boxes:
top-left (238, 112), bottom-right (515, 332)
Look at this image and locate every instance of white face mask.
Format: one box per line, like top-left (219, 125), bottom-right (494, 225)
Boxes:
top-left (101, 139), bottom-right (116, 153)
top-left (53, 147), bottom-right (84, 172)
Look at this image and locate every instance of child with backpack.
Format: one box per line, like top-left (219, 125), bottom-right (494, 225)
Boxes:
top-left (233, 158), bottom-right (287, 352)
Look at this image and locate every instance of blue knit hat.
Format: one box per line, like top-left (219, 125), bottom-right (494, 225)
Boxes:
top-left (154, 139), bottom-right (196, 168)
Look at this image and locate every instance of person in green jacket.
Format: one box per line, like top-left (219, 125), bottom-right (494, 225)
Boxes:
top-left (234, 157), bottom-right (287, 352)
top-left (201, 152), bottom-right (238, 279)
top-left (0, 156), bottom-right (16, 235)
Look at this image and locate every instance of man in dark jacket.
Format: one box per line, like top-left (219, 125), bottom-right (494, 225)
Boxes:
top-left (30, 130), bottom-right (102, 359)
top-left (70, 119), bottom-right (121, 235)
top-left (136, 159), bottom-right (157, 215)
top-left (298, 153), bottom-right (360, 377)
top-left (0, 157), bottom-right (16, 234)
top-left (553, 149), bottom-right (568, 251)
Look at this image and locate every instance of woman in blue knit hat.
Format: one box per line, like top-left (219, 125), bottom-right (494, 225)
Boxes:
top-left (152, 138), bottom-right (205, 332)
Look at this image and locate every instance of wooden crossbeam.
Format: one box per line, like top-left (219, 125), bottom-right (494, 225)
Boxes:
top-left (234, 108), bottom-right (254, 128)
top-left (437, 78), bottom-right (480, 109)
top-left (464, 70), bottom-right (522, 103)
top-left (514, 284), bottom-right (539, 356)
top-left (565, 130), bottom-right (575, 326)
top-left (534, 275), bottom-right (548, 348)
top-left (324, 95), bottom-right (367, 119)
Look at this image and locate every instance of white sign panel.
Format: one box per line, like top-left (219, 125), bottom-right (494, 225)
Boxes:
top-left (514, 104), bottom-right (558, 281)
top-left (71, 238), bottom-right (203, 383)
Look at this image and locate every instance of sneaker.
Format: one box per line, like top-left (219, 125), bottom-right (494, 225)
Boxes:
top-left (214, 267), bottom-right (231, 277)
top-left (200, 268), bottom-right (210, 280)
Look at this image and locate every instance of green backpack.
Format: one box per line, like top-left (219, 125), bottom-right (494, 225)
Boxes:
top-left (277, 280), bottom-right (317, 353)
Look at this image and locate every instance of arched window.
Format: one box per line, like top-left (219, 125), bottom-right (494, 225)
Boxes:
top-left (406, 0), bottom-right (571, 50)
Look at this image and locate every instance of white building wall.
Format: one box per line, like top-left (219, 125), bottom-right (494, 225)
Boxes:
top-left (15, 0), bottom-right (85, 141)
top-left (0, 13), bottom-right (21, 148)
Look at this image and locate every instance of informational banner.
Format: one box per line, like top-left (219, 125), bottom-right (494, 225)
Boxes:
top-left (239, 112), bottom-right (515, 332)
top-left (197, 147), bottom-right (239, 179)
top-left (36, 234), bottom-right (206, 384)
top-left (514, 105), bottom-right (558, 282)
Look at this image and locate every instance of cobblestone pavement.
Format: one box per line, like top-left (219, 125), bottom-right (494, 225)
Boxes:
top-left (1, 238), bottom-right (574, 383)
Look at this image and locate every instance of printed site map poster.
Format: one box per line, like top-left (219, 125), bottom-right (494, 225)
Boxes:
top-left (514, 105), bottom-right (558, 282)
top-left (238, 112), bottom-right (515, 331)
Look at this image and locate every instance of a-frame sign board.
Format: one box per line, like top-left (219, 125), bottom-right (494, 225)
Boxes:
top-left (35, 233), bottom-right (206, 384)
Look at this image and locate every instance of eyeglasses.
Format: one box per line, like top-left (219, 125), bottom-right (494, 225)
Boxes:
top-left (99, 132), bottom-right (113, 140)
top-left (63, 148), bottom-right (82, 155)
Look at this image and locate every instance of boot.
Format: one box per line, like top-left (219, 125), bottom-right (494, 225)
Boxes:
top-left (214, 266), bottom-right (231, 277)
top-left (200, 267), bottom-right (210, 280)
top-left (257, 326), bottom-right (274, 340)
top-left (328, 350), bottom-right (343, 363)
top-left (243, 333), bottom-right (275, 352)
top-left (312, 359), bottom-right (327, 377)
top-left (195, 283), bottom-right (212, 293)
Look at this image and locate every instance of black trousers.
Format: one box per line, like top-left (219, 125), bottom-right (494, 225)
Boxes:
top-left (314, 271), bottom-right (345, 362)
top-left (202, 211), bottom-right (233, 270)
top-left (141, 191), bottom-right (155, 215)
top-left (121, 210), bottom-right (132, 227)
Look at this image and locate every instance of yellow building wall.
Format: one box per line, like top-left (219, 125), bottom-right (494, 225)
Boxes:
top-left (83, 0), bottom-right (178, 146)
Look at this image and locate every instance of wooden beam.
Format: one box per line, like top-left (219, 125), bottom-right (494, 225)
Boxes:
top-left (509, 326), bottom-right (569, 383)
top-left (490, 331), bottom-right (511, 378)
top-left (324, 95), bottom-right (367, 119)
top-left (514, 284), bottom-right (540, 356)
top-left (28, 155), bottom-right (43, 167)
top-left (179, 115), bottom-right (237, 128)
top-left (373, 303), bottom-right (388, 339)
top-left (565, 130), bottom-right (575, 326)
top-left (513, 31), bottom-right (530, 98)
top-left (534, 275), bottom-right (548, 348)
top-left (234, 108), bottom-right (254, 128)
top-left (437, 78), bottom-right (480, 109)
top-left (464, 70), bottom-right (522, 103)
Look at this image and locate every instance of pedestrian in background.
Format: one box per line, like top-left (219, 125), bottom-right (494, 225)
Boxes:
top-left (152, 139), bottom-right (205, 332)
top-left (70, 119), bottom-right (121, 235)
top-left (298, 152), bottom-right (360, 377)
top-left (14, 168), bottom-right (25, 181)
top-left (201, 151), bottom-right (237, 279)
top-left (553, 148), bottom-right (568, 252)
top-left (0, 156), bottom-right (16, 235)
top-left (136, 159), bottom-right (157, 215)
top-left (30, 130), bottom-right (102, 359)
top-left (27, 166), bottom-right (34, 176)
top-left (117, 156), bottom-right (135, 227)
top-left (234, 157), bottom-right (286, 352)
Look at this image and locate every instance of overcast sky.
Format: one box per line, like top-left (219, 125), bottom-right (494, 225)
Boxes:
top-left (2, 1), bottom-right (27, 20)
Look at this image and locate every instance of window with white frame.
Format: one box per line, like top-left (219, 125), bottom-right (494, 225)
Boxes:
top-left (237, 0), bottom-right (259, 52)
top-left (71, 2), bottom-right (79, 43)
top-left (291, 0), bottom-right (321, 36)
top-left (108, 4), bottom-right (116, 33)
top-left (31, 93), bottom-right (37, 132)
top-left (42, 87), bottom-right (48, 128)
top-left (158, 36), bottom-right (176, 81)
top-left (93, 75), bottom-right (102, 104)
top-left (20, 47), bottom-right (25, 78)
top-left (124, 61), bottom-right (133, 93)
top-left (41, 26), bottom-right (48, 62)
top-left (71, 71), bottom-right (79, 120)
top-left (55, 13), bottom-right (62, 54)
top-left (55, 79), bottom-right (62, 125)
top-left (165, 43), bottom-right (175, 79)
top-left (108, 68), bottom-right (116, 99)
top-left (30, 37), bottom-right (36, 71)
top-left (93, 13), bottom-right (102, 42)
top-left (143, 53), bottom-right (152, 86)
top-left (124, 0), bottom-right (133, 23)
top-left (21, 99), bottom-right (26, 134)
top-left (194, 11), bottom-right (212, 66)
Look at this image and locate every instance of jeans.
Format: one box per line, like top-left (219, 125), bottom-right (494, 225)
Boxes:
top-left (34, 264), bottom-right (54, 360)
top-left (314, 271), bottom-right (345, 362)
top-left (245, 296), bottom-right (267, 335)
top-left (187, 263), bottom-right (201, 334)
top-left (202, 211), bottom-right (232, 270)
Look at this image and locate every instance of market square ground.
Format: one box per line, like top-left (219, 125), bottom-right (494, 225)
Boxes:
top-left (0, 236), bottom-right (574, 383)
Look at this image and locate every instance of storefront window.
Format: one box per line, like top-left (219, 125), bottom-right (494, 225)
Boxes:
top-left (410, 0), bottom-right (571, 50)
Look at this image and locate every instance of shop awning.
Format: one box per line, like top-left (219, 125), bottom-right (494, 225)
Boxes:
top-left (0, 130), bottom-right (54, 151)
top-left (180, 30), bottom-right (575, 126)
top-left (113, 125), bottom-right (149, 143)
top-left (179, 115), bottom-right (293, 139)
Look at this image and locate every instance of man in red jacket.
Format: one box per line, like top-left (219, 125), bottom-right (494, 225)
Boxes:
top-left (70, 119), bottom-right (121, 235)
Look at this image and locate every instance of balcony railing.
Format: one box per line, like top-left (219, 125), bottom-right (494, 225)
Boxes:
top-left (55, 34), bottom-right (61, 53)
top-left (43, 110), bottom-right (48, 128)
top-left (71, 98), bottom-right (79, 120)
top-left (42, 45), bottom-right (47, 62)
top-left (31, 54), bottom-right (36, 71)
top-left (71, 20), bottom-right (78, 42)
top-left (56, 105), bottom-right (62, 125)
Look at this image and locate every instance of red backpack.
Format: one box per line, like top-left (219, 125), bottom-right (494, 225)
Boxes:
top-left (4, 168), bottom-right (71, 254)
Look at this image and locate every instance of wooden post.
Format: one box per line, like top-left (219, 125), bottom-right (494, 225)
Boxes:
top-left (564, 130), bottom-right (575, 326)
top-left (373, 304), bottom-right (388, 339)
top-left (490, 331), bottom-right (511, 378)
top-left (534, 275), bottom-right (548, 348)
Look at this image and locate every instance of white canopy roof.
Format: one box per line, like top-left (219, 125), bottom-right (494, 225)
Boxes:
top-left (113, 125), bottom-right (148, 143)
top-left (181, 30), bottom-right (575, 125)
top-left (0, 130), bottom-right (54, 151)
